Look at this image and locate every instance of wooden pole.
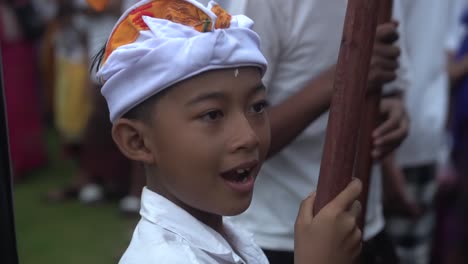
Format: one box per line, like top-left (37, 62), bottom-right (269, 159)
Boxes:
top-left (354, 0), bottom-right (394, 230)
top-left (313, 0), bottom-right (380, 215)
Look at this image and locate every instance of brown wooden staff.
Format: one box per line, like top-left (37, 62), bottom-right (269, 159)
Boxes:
top-left (313, 0), bottom-right (380, 215)
top-left (354, 0), bottom-right (394, 230)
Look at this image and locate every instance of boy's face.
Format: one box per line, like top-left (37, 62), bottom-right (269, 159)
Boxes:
top-left (145, 67), bottom-right (270, 217)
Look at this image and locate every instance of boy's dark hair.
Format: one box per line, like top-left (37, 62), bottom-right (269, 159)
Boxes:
top-left (121, 94), bottom-right (164, 123)
top-left (91, 45), bottom-right (106, 74)
top-left (92, 46), bottom-right (164, 123)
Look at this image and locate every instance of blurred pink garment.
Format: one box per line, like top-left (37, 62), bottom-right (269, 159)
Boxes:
top-left (1, 3), bottom-right (47, 180)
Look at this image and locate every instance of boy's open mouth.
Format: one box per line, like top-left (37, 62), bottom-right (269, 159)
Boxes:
top-left (221, 167), bottom-right (252, 183)
top-left (220, 160), bottom-right (258, 192)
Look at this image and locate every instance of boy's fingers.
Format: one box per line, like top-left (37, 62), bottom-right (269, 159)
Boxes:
top-left (350, 233), bottom-right (363, 260)
top-left (297, 192), bottom-right (316, 223)
top-left (328, 179), bottom-right (362, 212)
top-left (349, 200), bottom-right (362, 219)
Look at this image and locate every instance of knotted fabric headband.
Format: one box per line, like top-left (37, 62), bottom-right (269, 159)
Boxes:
top-left (94, 0), bottom-right (268, 122)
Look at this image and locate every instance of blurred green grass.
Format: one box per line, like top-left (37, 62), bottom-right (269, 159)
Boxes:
top-left (12, 130), bottom-right (138, 264)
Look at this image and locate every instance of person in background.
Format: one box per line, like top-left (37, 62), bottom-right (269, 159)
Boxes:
top-left (50, 0), bottom-right (92, 171)
top-left (382, 1), bottom-right (460, 264)
top-left (45, 0), bottom-right (142, 215)
top-left (223, 0), bottom-right (410, 263)
top-left (430, 0), bottom-right (468, 263)
top-left (0, 0), bottom-right (47, 180)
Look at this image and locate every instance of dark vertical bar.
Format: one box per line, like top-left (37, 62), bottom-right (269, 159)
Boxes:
top-left (0, 49), bottom-right (20, 264)
top-left (313, 0), bottom-right (380, 215)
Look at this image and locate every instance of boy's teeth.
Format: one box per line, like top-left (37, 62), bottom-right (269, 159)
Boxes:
top-left (236, 168), bottom-right (251, 174)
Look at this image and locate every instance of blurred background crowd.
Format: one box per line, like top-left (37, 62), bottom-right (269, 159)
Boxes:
top-left (1, 0), bottom-right (468, 263)
top-left (1, 0), bottom-right (144, 213)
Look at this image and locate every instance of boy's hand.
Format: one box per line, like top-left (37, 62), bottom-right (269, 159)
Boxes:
top-left (372, 96), bottom-right (409, 159)
top-left (294, 179), bottom-right (363, 264)
top-left (367, 21), bottom-right (400, 91)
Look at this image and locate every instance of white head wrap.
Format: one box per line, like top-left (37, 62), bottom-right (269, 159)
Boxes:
top-left (96, 0), bottom-right (267, 122)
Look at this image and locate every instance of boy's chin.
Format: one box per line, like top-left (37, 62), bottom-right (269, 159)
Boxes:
top-left (220, 197), bottom-right (252, 216)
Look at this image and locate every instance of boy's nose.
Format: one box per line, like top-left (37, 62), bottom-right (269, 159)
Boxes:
top-left (228, 116), bottom-right (259, 153)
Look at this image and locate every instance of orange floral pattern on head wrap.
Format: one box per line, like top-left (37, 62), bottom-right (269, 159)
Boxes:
top-left (102, 0), bottom-right (232, 64)
top-left (211, 4), bottom-right (231, 29)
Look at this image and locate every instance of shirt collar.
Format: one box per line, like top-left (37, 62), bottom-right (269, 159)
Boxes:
top-left (139, 187), bottom-right (266, 263)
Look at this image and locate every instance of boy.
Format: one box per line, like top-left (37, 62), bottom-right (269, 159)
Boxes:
top-left (94, 0), bottom-right (363, 263)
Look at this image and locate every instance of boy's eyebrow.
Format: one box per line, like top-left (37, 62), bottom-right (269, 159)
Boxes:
top-left (185, 83), bottom-right (266, 106)
top-left (249, 83), bottom-right (266, 96)
top-left (185, 91), bottom-right (228, 106)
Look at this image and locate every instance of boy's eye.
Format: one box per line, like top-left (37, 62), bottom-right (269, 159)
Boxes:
top-left (250, 100), bottom-right (270, 114)
top-left (200, 110), bottom-right (224, 121)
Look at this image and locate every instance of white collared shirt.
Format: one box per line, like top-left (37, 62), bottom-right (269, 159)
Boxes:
top-left (119, 188), bottom-right (269, 264)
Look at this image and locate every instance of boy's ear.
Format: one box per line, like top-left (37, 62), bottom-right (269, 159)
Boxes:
top-left (112, 119), bottom-right (155, 164)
